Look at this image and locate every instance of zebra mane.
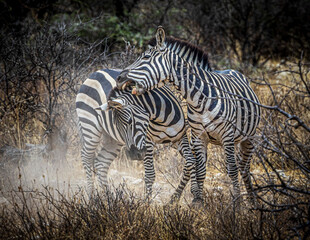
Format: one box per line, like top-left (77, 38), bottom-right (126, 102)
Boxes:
top-left (148, 36), bottom-right (212, 71)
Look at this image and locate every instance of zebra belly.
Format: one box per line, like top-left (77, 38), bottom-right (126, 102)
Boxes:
top-left (147, 124), bottom-right (186, 144)
top-left (192, 124), bottom-right (222, 145)
top-left (188, 110), bottom-right (224, 145)
top-left (191, 117), bottom-right (250, 145)
top-left (149, 131), bottom-right (185, 144)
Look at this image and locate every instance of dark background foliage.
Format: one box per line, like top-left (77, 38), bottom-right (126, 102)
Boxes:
top-left (1, 0), bottom-right (310, 63)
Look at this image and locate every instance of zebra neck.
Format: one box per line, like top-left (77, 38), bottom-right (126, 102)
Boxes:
top-left (132, 95), bottom-right (154, 118)
top-left (170, 56), bottom-right (211, 109)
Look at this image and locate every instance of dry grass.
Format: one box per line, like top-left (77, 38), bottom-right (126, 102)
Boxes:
top-left (0, 141), bottom-right (309, 239)
top-left (0, 179), bottom-right (307, 240)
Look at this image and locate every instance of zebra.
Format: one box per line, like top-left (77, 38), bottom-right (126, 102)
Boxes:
top-left (76, 69), bottom-right (199, 202)
top-left (115, 26), bottom-right (261, 204)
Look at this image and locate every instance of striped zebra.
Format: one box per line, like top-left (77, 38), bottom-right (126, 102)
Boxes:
top-left (116, 27), bottom-right (261, 204)
top-left (76, 69), bottom-right (199, 201)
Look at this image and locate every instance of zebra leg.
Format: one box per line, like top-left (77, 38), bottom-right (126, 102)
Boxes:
top-left (79, 123), bottom-right (103, 199)
top-left (143, 139), bottom-right (155, 198)
top-left (222, 133), bottom-right (241, 205)
top-left (95, 138), bottom-right (122, 192)
top-left (81, 145), bottom-right (97, 199)
top-left (238, 139), bottom-right (256, 205)
top-left (170, 134), bottom-right (199, 203)
top-left (190, 134), bottom-right (207, 203)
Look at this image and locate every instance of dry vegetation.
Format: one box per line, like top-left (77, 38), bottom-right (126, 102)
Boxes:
top-left (1, 2), bottom-right (310, 238)
top-left (1, 181), bottom-right (305, 240)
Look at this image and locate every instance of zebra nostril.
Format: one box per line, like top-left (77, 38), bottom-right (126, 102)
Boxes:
top-left (135, 83), bottom-right (146, 95)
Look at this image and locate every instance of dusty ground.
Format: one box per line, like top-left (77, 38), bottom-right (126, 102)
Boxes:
top-left (0, 143), bottom-right (232, 207)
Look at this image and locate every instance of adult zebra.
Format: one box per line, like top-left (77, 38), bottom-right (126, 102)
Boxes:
top-left (76, 69), bottom-right (199, 201)
top-left (116, 27), bottom-right (261, 204)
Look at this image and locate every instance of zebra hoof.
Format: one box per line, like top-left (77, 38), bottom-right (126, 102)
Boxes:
top-left (191, 198), bottom-right (204, 209)
top-left (232, 197), bottom-right (242, 211)
top-left (144, 192), bottom-right (153, 204)
top-left (169, 194), bottom-right (181, 205)
top-left (247, 194), bottom-right (258, 209)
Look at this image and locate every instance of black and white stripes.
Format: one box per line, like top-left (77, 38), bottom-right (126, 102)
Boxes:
top-left (76, 69), bottom-right (198, 201)
top-left (116, 27), bottom-right (261, 204)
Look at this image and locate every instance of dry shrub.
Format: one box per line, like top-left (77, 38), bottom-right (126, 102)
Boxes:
top-left (0, 21), bottom-right (109, 150)
top-left (1, 182), bottom-right (308, 240)
top-left (245, 57), bottom-right (310, 238)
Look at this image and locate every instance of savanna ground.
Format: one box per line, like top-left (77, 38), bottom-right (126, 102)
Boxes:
top-left (0, 1), bottom-right (309, 239)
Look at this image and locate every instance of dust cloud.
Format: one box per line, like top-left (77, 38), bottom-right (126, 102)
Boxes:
top-left (1, 139), bottom-right (208, 206)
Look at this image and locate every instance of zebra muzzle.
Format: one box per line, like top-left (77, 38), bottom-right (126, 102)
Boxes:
top-left (116, 70), bottom-right (130, 89)
top-left (132, 87), bottom-right (137, 95)
top-left (117, 77), bottom-right (145, 95)
top-left (132, 83), bottom-right (145, 95)
top-left (125, 145), bottom-right (146, 160)
top-left (119, 80), bottom-right (136, 91)
top-left (121, 81), bottom-right (131, 91)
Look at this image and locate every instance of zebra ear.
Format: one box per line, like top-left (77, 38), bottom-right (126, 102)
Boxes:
top-left (156, 26), bottom-right (166, 49)
top-left (108, 98), bottom-right (125, 109)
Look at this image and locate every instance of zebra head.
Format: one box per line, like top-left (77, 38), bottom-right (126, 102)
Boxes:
top-left (116, 26), bottom-right (171, 95)
top-left (97, 89), bottom-right (149, 160)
